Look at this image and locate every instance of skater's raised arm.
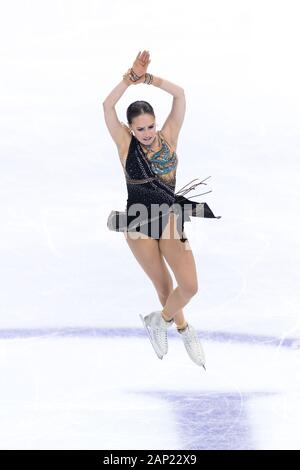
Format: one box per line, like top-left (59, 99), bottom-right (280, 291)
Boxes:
top-left (150, 76), bottom-right (186, 146)
top-left (103, 50), bottom-right (151, 108)
top-left (102, 50), bottom-right (151, 147)
top-left (151, 76), bottom-right (185, 99)
top-left (102, 79), bottom-right (130, 109)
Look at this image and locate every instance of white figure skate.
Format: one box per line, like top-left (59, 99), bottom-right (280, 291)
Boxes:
top-left (178, 323), bottom-right (206, 369)
top-left (139, 311), bottom-right (174, 359)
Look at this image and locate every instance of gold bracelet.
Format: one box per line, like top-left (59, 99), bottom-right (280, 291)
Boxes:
top-left (129, 68), bottom-right (142, 82)
top-left (145, 74), bottom-right (163, 87)
top-left (144, 73), bottom-right (153, 84)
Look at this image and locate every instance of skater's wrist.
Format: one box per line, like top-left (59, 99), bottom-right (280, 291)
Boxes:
top-left (145, 74), bottom-right (163, 87)
top-left (123, 67), bottom-right (144, 86)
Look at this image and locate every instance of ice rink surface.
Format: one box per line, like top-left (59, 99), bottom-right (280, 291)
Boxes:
top-left (1, 0), bottom-right (300, 450)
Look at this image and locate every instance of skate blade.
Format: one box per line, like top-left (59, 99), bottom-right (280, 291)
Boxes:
top-left (139, 314), bottom-right (163, 360)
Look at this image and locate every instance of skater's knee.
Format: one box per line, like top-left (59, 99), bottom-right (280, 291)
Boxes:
top-left (179, 281), bottom-right (198, 299)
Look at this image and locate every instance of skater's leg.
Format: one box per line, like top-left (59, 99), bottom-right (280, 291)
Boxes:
top-left (124, 232), bottom-right (187, 327)
top-left (156, 285), bottom-right (187, 328)
top-left (162, 286), bottom-right (195, 321)
top-left (158, 213), bottom-right (198, 320)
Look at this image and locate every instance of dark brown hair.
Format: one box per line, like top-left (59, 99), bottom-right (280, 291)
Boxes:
top-left (126, 101), bottom-right (155, 125)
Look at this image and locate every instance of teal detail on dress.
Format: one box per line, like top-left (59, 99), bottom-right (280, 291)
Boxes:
top-left (147, 141), bottom-right (178, 175)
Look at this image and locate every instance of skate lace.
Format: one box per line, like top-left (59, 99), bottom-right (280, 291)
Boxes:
top-left (183, 326), bottom-right (203, 357)
top-left (155, 325), bottom-right (167, 347)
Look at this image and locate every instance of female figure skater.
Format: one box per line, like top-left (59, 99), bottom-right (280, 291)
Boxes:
top-left (103, 50), bottom-right (220, 368)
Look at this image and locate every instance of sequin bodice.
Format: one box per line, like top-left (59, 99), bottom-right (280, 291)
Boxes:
top-left (139, 131), bottom-right (178, 185)
top-left (124, 132), bottom-right (177, 211)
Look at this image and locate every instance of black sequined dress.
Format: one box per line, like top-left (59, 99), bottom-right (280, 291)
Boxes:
top-left (107, 132), bottom-right (221, 242)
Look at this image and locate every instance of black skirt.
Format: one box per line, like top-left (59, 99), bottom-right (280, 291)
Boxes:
top-left (107, 193), bottom-right (221, 243)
